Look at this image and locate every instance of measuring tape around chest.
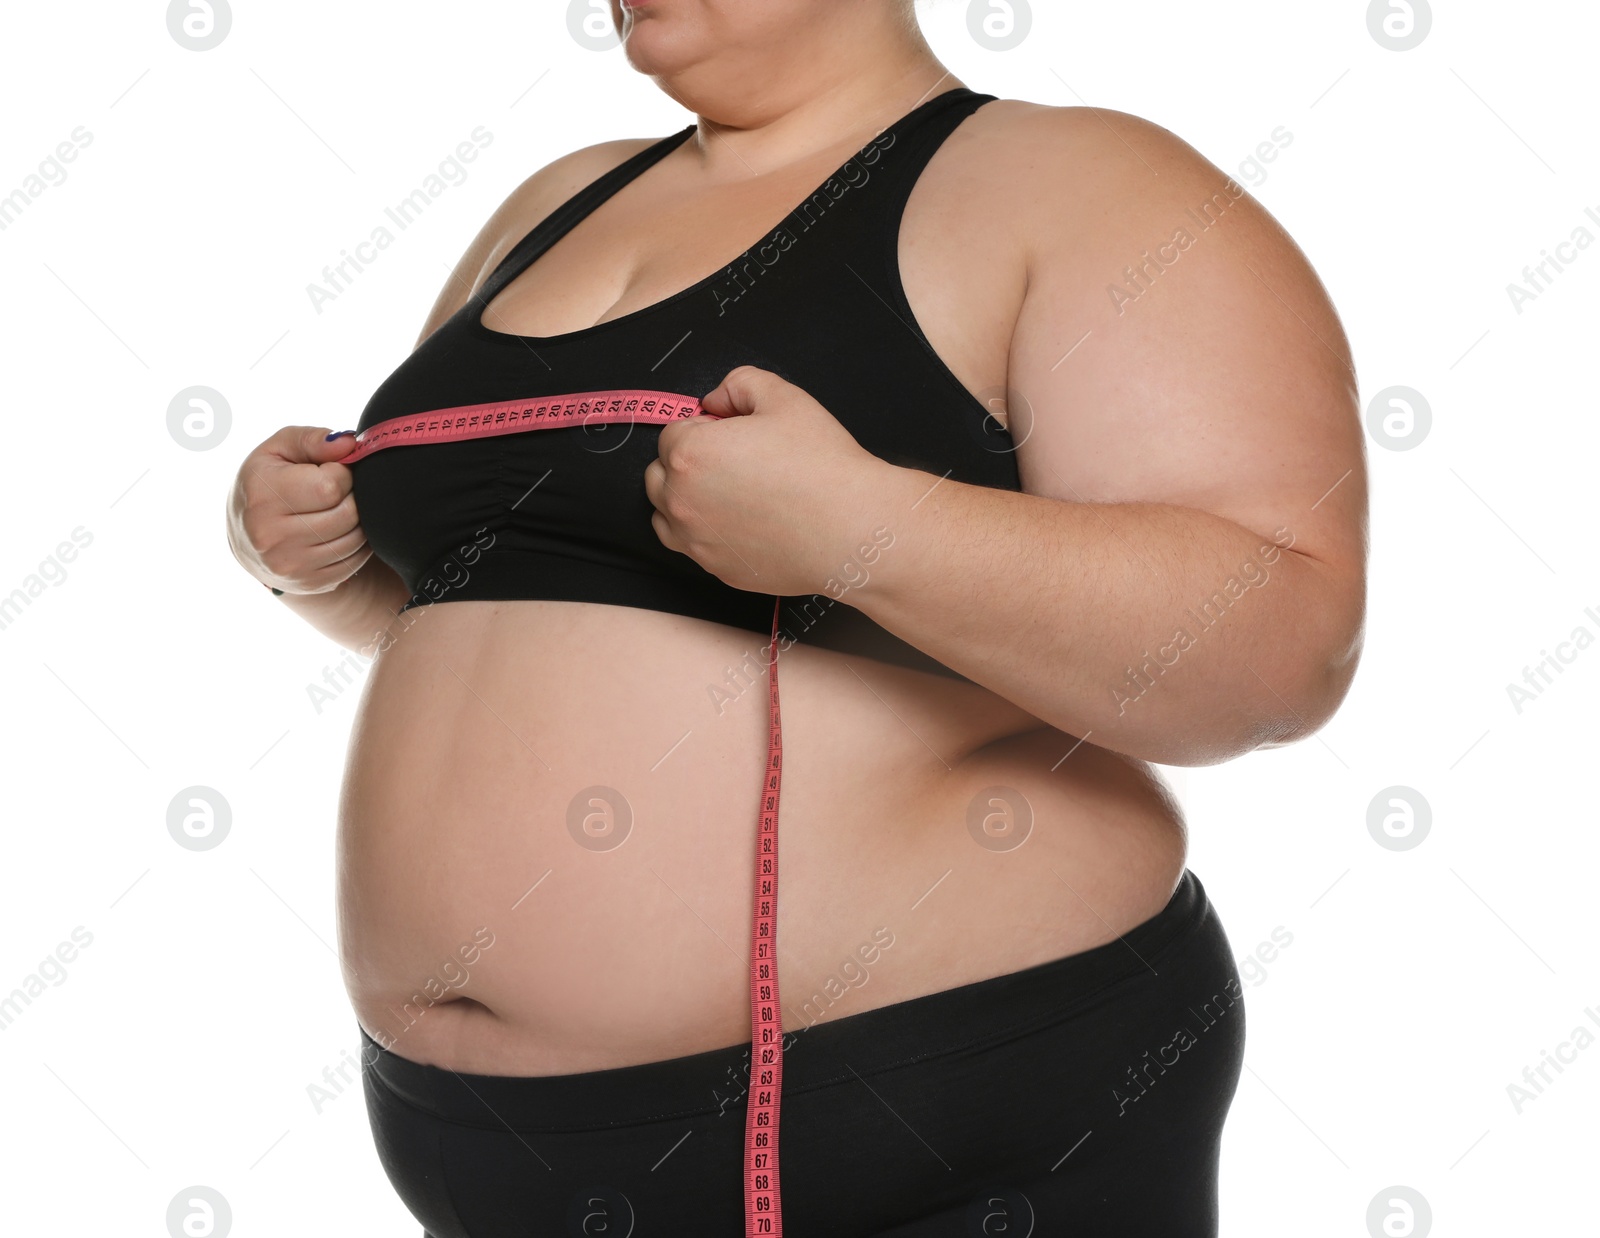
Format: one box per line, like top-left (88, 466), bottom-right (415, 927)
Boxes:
top-left (338, 388), bottom-right (707, 463)
top-left (347, 390), bottom-right (788, 1234)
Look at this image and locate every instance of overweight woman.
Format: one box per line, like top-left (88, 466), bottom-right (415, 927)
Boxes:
top-left (226, 2), bottom-right (1366, 1234)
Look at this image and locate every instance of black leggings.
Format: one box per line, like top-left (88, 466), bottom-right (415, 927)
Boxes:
top-left (361, 868), bottom-right (1245, 1237)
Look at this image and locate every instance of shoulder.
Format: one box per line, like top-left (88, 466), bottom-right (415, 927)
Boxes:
top-left (962, 99), bottom-right (1347, 368)
top-left (958, 99), bottom-right (1245, 194)
top-left (972, 99), bottom-right (1324, 307)
top-left (962, 100), bottom-right (1297, 258)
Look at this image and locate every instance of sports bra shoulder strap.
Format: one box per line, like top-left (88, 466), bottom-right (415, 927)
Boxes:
top-left (476, 125), bottom-right (698, 305)
top-left (475, 88), bottom-right (994, 304)
top-left (778, 86), bottom-right (991, 254)
top-left (846, 86), bottom-right (996, 214)
top-left (885, 85), bottom-right (996, 150)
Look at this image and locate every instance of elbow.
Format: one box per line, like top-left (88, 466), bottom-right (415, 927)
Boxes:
top-left (1149, 667), bottom-right (1354, 768)
top-left (1186, 607), bottom-right (1366, 764)
top-left (1087, 578), bottom-right (1366, 767)
top-left (1252, 612), bottom-right (1366, 752)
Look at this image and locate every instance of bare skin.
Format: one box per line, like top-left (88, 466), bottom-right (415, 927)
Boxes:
top-left (229, 2), bottom-right (1365, 1076)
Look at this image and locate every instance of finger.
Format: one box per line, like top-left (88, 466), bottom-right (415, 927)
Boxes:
top-left (650, 509), bottom-right (680, 554)
top-left (642, 457), bottom-right (664, 509)
top-left (281, 492), bottom-right (366, 553)
top-left (263, 518), bottom-right (370, 576)
top-left (290, 542), bottom-right (378, 594)
top-left (256, 457), bottom-right (353, 518)
top-left (263, 425), bottom-right (362, 467)
top-left (254, 496), bottom-right (367, 576)
top-left (652, 416), bottom-right (722, 480)
top-left (699, 364), bottom-right (777, 419)
top-left (245, 473), bottom-right (357, 575)
top-left (300, 522), bottom-right (371, 571)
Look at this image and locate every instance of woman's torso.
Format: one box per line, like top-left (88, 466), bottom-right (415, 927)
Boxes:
top-left (337, 88), bottom-right (1189, 1075)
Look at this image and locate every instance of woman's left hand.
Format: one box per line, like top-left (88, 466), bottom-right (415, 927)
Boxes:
top-left (645, 365), bottom-right (886, 595)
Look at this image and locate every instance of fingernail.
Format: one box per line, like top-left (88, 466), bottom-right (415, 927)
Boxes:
top-left (325, 430), bottom-right (356, 440)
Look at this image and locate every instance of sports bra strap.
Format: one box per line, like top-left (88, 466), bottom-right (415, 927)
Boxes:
top-left (475, 125), bottom-right (696, 308)
top-left (472, 87), bottom-right (995, 314)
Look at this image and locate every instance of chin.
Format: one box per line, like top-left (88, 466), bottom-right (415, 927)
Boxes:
top-left (615, 1), bottom-right (783, 77)
top-left (618, 13), bottom-right (706, 76)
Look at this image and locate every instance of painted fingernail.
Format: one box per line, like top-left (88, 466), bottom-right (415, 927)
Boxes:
top-left (324, 430), bottom-right (356, 440)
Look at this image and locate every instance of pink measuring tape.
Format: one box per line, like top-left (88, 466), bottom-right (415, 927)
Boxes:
top-left (345, 389), bottom-right (787, 1234)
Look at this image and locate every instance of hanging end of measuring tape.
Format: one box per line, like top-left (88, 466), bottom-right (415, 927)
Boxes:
top-left (743, 588), bottom-right (787, 1235)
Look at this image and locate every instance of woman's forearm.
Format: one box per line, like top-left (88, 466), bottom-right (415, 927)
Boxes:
top-left (832, 459), bottom-right (1361, 767)
top-left (268, 556), bottom-right (414, 657)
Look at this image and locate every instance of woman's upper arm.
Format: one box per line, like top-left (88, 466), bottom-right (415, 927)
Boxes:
top-left (1003, 105), bottom-right (1368, 647)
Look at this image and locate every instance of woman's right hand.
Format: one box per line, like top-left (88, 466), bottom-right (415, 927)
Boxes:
top-left (227, 427), bottom-right (371, 594)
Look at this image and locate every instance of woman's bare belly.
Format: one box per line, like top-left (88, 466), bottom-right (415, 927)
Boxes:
top-left (337, 597), bottom-right (1188, 1076)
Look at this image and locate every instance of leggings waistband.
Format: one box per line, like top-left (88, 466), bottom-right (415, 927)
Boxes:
top-left (361, 867), bottom-right (1217, 1132)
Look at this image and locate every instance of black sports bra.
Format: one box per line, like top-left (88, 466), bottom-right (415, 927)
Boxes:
top-left (350, 86), bottom-right (1019, 680)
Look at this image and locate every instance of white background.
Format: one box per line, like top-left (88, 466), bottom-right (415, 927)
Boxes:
top-left (0, 0), bottom-right (1594, 1234)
